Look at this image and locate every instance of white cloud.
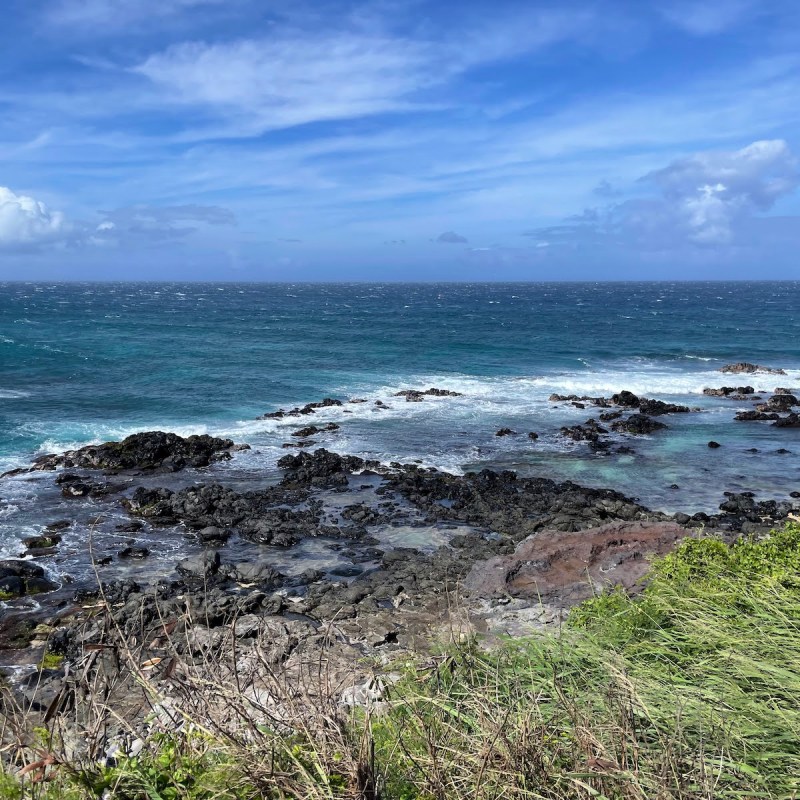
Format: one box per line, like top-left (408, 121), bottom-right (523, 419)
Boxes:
top-left (530, 139), bottom-right (800, 251)
top-left (0, 186), bottom-right (71, 249)
top-left (132, 10), bottom-right (596, 132)
top-left (641, 139), bottom-right (799, 244)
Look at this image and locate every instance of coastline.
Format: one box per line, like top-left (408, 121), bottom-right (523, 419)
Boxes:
top-left (1, 373), bottom-right (799, 796)
top-left (2, 370), bottom-right (798, 675)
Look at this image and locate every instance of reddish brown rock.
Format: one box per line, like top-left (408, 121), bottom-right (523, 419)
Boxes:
top-left (463, 520), bottom-right (695, 610)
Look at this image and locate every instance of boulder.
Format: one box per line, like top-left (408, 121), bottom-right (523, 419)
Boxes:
top-left (463, 520), bottom-right (694, 608)
top-left (0, 560), bottom-right (59, 597)
top-left (176, 551), bottom-right (220, 579)
top-left (32, 432), bottom-right (237, 474)
top-left (232, 562), bottom-right (284, 588)
top-left (735, 410), bottom-right (780, 422)
top-left (757, 394), bottom-right (798, 412)
top-left (610, 414), bottom-right (667, 435)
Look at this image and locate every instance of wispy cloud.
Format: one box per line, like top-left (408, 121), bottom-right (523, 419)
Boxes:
top-left (46, 0), bottom-right (235, 30)
top-left (2, 0), bottom-right (800, 276)
top-left (93, 204), bottom-right (236, 245)
top-left (658, 0), bottom-right (762, 35)
top-left (131, 8), bottom-right (598, 134)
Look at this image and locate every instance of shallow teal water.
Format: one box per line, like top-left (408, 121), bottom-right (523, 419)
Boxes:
top-left (1, 281), bottom-right (799, 515)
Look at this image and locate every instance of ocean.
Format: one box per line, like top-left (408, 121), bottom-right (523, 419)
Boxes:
top-left (1, 281), bottom-right (799, 578)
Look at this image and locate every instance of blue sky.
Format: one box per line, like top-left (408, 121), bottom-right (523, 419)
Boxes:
top-left (1, 0), bottom-right (800, 280)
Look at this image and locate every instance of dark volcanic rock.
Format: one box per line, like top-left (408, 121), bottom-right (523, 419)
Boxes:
top-left (384, 460), bottom-right (652, 537)
top-left (735, 410), bottom-right (781, 422)
top-left (708, 441), bottom-right (721, 448)
top-left (703, 386), bottom-right (754, 397)
top-left (720, 362), bottom-right (786, 375)
top-left (0, 560), bottom-right (58, 598)
top-left (559, 419), bottom-right (610, 452)
top-left (548, 393), bottom-right (608, 407)
top-left (638, 399), bottom-right (690, 415)
top-left (716, 493), bottom-right (796, 528)
top-left (774, 413), bottom-right (800, 428)
top-left (232, 561), bottom-right (284, 587)
top-left (23, 534), bottom-right (62, 550)
top-left (118, 546), bottom-right (149, 560)
top-left (126, 483), bottom-right (319, 546)
top-left (611, 414), bottom-right (667, 435)
top-left (495, 428), bottom-right (515, 437)
top-left (277, 449), bottom-right (373, 488)
top-left (291, 423), bottom-right (340, 438)
top-left (177, 551), bottom-right (220, 579)
top-left (610, 390), bottom-right (641, 408)
top-left (608, 391), bottom-right (689, 415)
top-left (31, 432), bottom-right (237, 474)
top-left (258, 398), bottom-right (343, 420)
top-left (393, 387), bottom-right (463, 402)
top-left (756, 394), bottom-right (798, 412)
top-left (463, 520), bottom-right (694, 607)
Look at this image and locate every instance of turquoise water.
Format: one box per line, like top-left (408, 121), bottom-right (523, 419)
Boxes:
top-left (1, 282), bottom-right (799, 518)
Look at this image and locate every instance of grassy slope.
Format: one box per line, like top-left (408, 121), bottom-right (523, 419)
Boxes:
top-left (3, 524), bottom-right (800, 799)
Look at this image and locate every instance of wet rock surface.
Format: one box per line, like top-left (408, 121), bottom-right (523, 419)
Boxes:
top-left (611, 414), bottom-right (667, 435)
top-left (2, 416), bottom-right (799, 757)
top-left (720, 362), bottom-right (786, 375)
top-left (257, 397), bottom-right (344, 420)
top-left (393, 387), bottom-right (463, 402)
top-left (3, 432), bottom-right (239, 478)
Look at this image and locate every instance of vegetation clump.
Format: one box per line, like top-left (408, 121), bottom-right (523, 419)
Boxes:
top-left (2, 524), bottom-right (799, 799)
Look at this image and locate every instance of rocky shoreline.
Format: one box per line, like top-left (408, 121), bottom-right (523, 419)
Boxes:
top-left (2, 374), bottom-right (799, 759)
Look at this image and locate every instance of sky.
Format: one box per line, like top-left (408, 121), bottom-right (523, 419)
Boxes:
top-left (1, 0), bottom-right (800, 280)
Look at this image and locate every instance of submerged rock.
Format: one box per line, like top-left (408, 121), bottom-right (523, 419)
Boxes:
top-left (291, 423), bottom-right (339, 438)
top-left (393, 387), bottom-right (463, 402)
top-left (720, 362), bottom-right (786, 375)
top-left (258, 398), bottom-right (343, 420)
top-left (703, 386), bottom-right (754, 397)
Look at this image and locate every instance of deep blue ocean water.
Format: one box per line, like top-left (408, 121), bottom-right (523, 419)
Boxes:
top-left (1, 282), bottom-right (799, 569)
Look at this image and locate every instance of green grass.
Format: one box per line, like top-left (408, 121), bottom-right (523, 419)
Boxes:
top-left (37, 654), bottom-right (64, 672)
top-left (372, 524), bottom-right (800, 799)
top-left (3, 523), bottom-right (800, 799)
